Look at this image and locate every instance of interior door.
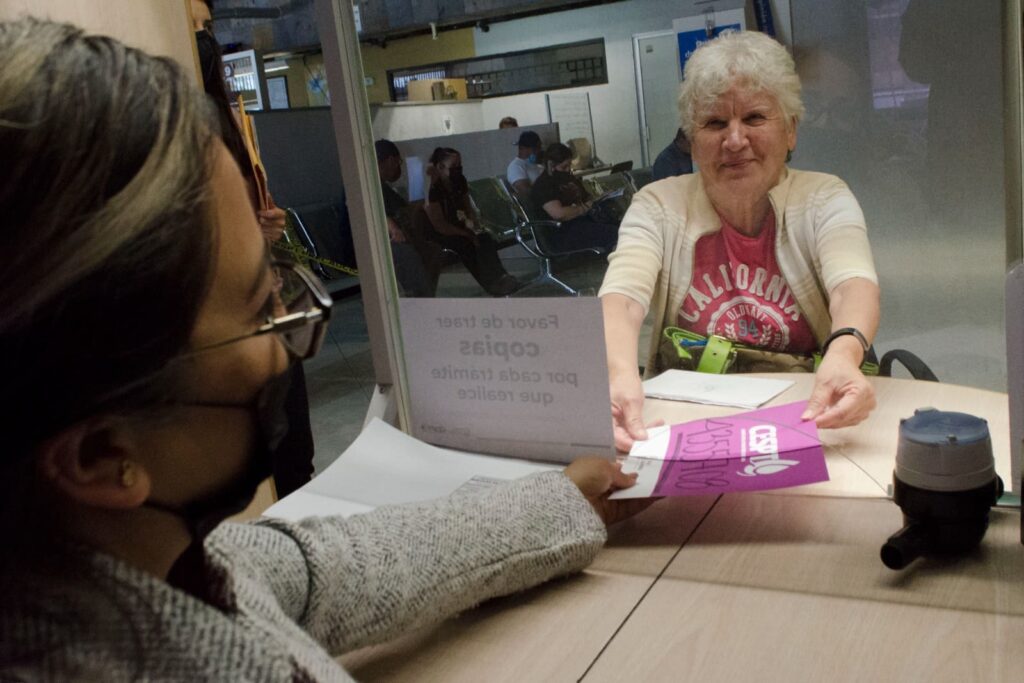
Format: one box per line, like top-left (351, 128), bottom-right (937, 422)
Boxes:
top-left (634, 31), bottom-right (681, 167)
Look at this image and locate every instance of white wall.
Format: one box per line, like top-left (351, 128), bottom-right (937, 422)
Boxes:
top-left (474, 0), bottom-right (791, 168)
top-left (0, 0), bottom-right (196, 76)
top-left (479, 93), bottom-right (551, 131)
top-left (371, 101), bottom-right (485, 141)
top-left (387, 123), bottom-right (560, 199)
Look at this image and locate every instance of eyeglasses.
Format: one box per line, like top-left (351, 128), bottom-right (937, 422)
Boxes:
top-left (191, 260), bottom-right (332, 360)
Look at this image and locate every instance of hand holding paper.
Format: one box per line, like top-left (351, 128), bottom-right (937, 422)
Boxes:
top-left (564, 458), bottom-right (656, 525)
top-left (610, 369), bottom-right (663, 451)
top-left (802, 352), bottom-right (877, 428)
top-left (609, 401), bottom-right (828, 499)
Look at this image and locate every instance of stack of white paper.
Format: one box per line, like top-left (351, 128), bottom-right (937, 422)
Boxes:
top-left (264, 418), bottom-right (558, 521)
top-left (642, 369), bottom-right (794, 409)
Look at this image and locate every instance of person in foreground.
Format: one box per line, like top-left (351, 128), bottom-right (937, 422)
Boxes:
top-left (600, 30), bottom-right (880, 452)
top-left (192, 0), bottom-right (315, 499)
top-left (0, 19), bottom-right (649, 680)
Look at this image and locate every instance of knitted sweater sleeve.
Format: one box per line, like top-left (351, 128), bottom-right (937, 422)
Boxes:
top-left (209, 470), bottom-right (606, 655)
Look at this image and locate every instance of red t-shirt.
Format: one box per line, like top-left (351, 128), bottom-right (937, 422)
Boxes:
top-left (677, 211), bottom-right (817, 354)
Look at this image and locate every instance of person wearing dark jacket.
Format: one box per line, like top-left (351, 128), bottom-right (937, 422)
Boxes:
top-left (532, 142), bottom-right (619, 253)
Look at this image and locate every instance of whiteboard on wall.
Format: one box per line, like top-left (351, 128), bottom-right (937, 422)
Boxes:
top-left (546, 92), bottom-right (597, 159)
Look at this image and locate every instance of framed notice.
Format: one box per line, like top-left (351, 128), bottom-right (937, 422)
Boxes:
top-left (672, 1), bottom-right (748, 74)
top-left (546, 92), bottom-right (597, 160)
top-left (399, 298), bottom-right (615, 463)
top-left (267, 76), bottom-right (290, 110)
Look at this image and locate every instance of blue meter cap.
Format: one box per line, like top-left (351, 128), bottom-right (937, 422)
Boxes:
top-left (899, 408), bottom-right (989, 446)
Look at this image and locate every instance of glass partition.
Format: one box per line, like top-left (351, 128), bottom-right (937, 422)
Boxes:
top-left (232, 0), bottom-right (1020, 397)
top-left (791, 0), bottom-right (1009, 390)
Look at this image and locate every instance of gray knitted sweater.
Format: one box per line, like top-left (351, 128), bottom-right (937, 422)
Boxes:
top-left (0, 471), bottom-right (606, 681)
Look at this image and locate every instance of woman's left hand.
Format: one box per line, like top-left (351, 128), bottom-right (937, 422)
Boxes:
top-left (807, 279), bottom-right (881, 428)
top-left (258, 205), bottom-right (287, 242)
top-left (801, 347), bottom-right (876, 428)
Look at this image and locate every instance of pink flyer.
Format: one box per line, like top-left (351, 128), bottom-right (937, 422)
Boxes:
top-left (609, 401), bottom-right (828, 499)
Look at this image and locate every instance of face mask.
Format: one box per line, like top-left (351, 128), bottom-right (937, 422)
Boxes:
top-left (553, 169), bottom-right (573, 181)
top-left (145, 364), bottom-right (293, 541)
top-left (527, 153), bottom-right (538, 164)
top-left (194, 30), bottom-right (222, 92)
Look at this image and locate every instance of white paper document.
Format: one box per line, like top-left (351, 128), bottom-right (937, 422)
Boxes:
top-left (264, 418), bottom-right (558, 522)
top-left (399, 298), bottom-right (615, 463)
top-left (642, 369), bottom-right (794, 409)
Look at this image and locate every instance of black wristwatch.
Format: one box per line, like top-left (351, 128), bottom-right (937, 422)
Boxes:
top-left (822, 327), bottom-right (870, 358)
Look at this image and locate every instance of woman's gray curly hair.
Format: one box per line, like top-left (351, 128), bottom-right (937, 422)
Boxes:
top-left (678, 30), bottom-right (805, 138)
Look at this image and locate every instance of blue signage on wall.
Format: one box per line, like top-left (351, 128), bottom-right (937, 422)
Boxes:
top-left (677, 24), bottom-right (742, 71)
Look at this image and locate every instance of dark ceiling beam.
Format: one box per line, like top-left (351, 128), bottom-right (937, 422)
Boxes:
top-left (357, 0), bottom-right (628, 44)
top-left (213, 7), bottom-right (283, 20)
top-left (211, 0), bottom-right (311, 22)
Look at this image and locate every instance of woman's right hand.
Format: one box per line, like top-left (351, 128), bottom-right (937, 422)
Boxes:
top-left (609, 369), bottom-right (658, 452)
top-left (564, 457), bottom-right (656, 526)
top-left (601, 294), bottom-right (657, 452)
top-left (257, 205), bottom-right (287, 243)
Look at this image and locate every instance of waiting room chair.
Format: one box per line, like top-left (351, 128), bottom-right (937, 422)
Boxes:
top-left (587, 171), bottom-right (634, 197)
top-left (497, 177), bottom-right (607, 297)
top-left (583, 172), bottom-right (634, 225)
top-left (876, 348), bottom-right (939, 382)
top-left (285, 203), bottom-right (356, 280)
top-left (468, 177), bottom-right (519, 247)
top-left (626, 166), bottom-right (654, 191)
top-left (404, 205), bottom-right (466, 292)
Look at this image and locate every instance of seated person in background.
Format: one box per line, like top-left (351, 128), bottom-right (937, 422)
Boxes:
top-left (375, 139), bottom-right (436, 297)
top-left (652, 128), bottom-right (694, 181)
top-left (507, 130), bottom-right (544, 197)
top-left (499, 116), bottom-right (519, 129)
top-left (600, 31), bottom-right (879, 452)
top-left (531, 142), bottom-right (620, 253)
top-left (420, 147), bottom-right (520, 296)
top-left (0, 19), bottom-right (652, 679)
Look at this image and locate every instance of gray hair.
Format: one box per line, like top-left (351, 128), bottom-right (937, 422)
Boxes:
top-left (678, 30), bottom-right (804, 138)
top-left (0, 18), bottom-right (217, 463)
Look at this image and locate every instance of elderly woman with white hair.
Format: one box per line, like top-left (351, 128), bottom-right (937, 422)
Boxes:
top-left (600, 30), bottom-right (880, 451)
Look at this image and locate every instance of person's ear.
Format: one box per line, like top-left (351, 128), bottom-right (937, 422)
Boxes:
top-left (35, 418), bottom-right (152, 510)
top-left (787, 117), bottom-right (798, 150)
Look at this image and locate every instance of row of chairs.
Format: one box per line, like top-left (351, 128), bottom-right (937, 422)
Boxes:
top-left (284, 203), bottom-right (357, 281)
top-left (583, 167), bottom-right (654, 198)
top-left (467, 167), bottom-right (653, 296)
top-left (278, 167), bottom-right (656, 294)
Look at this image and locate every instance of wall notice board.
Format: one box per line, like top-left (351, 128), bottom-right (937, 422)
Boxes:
top-left (546, 92), bottom-right (597, 159)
